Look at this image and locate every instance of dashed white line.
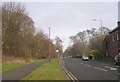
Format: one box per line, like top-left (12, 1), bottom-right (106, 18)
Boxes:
top-left (80, 63), bottom-right (114, 72)
top-left (104, 66), bottom-right (112, 68)
top-left (110, 68), bottom-right (117, 70)
top-left (84, 64), bottom-right (90, 67)
top-left (94, 67), bottom-right (108, 72)
top-left (81, 63), bottom-right (83, 64)
top-left (98, 68), bottom-right (108, 72)
top-left (104, 66), bottom-right (117, 71)
top-left (80, 63), bottom-right (91, 67)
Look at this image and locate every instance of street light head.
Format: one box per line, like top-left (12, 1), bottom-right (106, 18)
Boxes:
top-left (56, 50), bottom-right (59, 52)
top-left (92, 19), bottom-right (102, 21)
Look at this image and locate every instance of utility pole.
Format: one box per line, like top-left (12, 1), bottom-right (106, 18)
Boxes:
top-left (49, 27), bottom-right (51, 62)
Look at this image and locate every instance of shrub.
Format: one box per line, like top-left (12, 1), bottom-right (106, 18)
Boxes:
top-left (88, 50), bottom-right (104, 59)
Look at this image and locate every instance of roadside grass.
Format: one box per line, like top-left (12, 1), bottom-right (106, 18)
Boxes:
top-left (23, 59), bottom-right (68, 80)
top-left (1, 58), bottom-right (46, 73)
top-left (0, 63), bottom-right (25, 73)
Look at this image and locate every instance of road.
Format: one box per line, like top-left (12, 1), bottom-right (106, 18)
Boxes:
top-left (63, 58), bottom-right (119, 80)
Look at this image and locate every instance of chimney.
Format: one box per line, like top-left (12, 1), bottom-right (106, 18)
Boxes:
top-left (117, 21), bottom-right (120, 28)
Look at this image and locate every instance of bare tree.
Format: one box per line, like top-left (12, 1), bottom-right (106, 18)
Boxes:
top-left (2, 2), bottom-right (36, 57)
top-left (55, 36), bottom-right (63, 54)
top-left (65, 27), bottom-right (110, 59)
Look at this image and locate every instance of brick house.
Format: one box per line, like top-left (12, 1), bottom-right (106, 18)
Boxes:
top-left (103, 21), bottom-right (120, 59)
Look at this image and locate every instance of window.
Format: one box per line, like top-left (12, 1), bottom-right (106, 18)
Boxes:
top-left (106, 52), bottom-right (109, 57)
top-left (106, 42), bottom-right (108, 49)
top-left (112, 35), bottom-right (115, 42)
top-left (117, 33), bottom-right (119, 40)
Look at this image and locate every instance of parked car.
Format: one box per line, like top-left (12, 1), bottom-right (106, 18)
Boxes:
top-left (82, 55), bottom-right (89, 61)
top-left (114, 54), bottom-right (120, 65)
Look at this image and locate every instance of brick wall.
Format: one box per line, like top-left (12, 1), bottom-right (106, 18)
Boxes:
top-left (103, 21), bottom-right (120, 59)
top-left (109, 30), bottom-right (119, 58)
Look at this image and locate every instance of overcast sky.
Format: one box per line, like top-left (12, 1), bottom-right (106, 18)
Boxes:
top-left (23, 2), bottom-right (118, 50)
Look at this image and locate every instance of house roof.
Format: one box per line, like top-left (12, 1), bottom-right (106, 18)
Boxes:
top-left (109, 21), bottom-right (120, 34)
top-left (109, 26), bottom-right (120, 34)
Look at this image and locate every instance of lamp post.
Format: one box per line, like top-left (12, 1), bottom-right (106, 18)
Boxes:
top-left (56, 49), bottom-right (60, 63)
top-left (92, 19), bottom-right (103, 27)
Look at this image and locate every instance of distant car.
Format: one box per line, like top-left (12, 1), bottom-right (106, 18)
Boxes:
top-left (82, 55), bottom-right (89, 61)
top-left (114, 54), bottom-right (120, 65)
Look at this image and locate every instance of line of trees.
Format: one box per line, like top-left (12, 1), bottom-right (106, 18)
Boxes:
top-left (2, 2), bottom-right (62, 60)
top-left (64, 27), bottom-right (110, 59)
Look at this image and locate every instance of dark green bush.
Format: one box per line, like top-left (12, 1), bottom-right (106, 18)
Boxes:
top-left (88, 50), bottom-right (104, 59)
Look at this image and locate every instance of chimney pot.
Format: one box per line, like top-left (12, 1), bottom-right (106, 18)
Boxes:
top-left (117, 21), bottom-right (120, 28)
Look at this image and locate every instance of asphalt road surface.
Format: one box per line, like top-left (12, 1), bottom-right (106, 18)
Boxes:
top-left (63, 58), bottom-right (119, 80)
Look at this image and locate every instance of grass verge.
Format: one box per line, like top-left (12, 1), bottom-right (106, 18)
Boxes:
top-left (0, 63), bottom-right (25, 73)
top-left (23, 59), bottom-right (68, 80)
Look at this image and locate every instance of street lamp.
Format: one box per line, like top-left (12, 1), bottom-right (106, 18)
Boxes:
top-left (56, 49), bottom-right (60, 63)
top-left (56, 50), bottom-right (59, 53)
top-left (92, 19), bottom-right (103, 27)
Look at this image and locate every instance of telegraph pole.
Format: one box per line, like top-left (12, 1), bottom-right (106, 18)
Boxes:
top-left (49, 27), bottom-right (51, 62)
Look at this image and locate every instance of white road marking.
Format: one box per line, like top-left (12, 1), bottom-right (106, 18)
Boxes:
top-left (104, 66), bottom-right (117, 71)
top-left (94, 67), bottom-right (108, 72)
top-left (81, 63), bottom-right (83, 64)
top-left (104, 66), bottom-right (112, 68)
top-left (80, 63), bottom-right (112, 72)
top-left (84, 64), bottom-right (90, 67)
top-left (98, 68), bottom-right (108, 72)
top-left (110, 68), bottom-right (117, 70)
top-left (94, 67), bottom-right (98, 69)
top-left (80, 63), bottom-right (90, 67)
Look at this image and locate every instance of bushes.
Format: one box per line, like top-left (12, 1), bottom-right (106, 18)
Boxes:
top-left (88, 50), bottom-right (104, 59)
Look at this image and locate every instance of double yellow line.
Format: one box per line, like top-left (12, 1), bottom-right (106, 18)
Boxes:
top-left (62, 65), bottom-right (79, 82)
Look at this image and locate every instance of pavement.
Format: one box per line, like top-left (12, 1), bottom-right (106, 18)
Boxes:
top-left (2, 60), bottom-right (48, 80)
top-left (63, 58), bottom-right (119, 80)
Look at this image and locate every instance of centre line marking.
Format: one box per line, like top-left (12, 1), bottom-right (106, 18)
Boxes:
top-left (94, 67), bottom-right (108, 72)
top-left (104, 66), bottom-right (117, 71)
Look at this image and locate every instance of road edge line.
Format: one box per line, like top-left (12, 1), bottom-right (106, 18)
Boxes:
top-left (62, 65), bottom-right (79, 82)
top-left (61, 65), bottom-right (70, 80)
